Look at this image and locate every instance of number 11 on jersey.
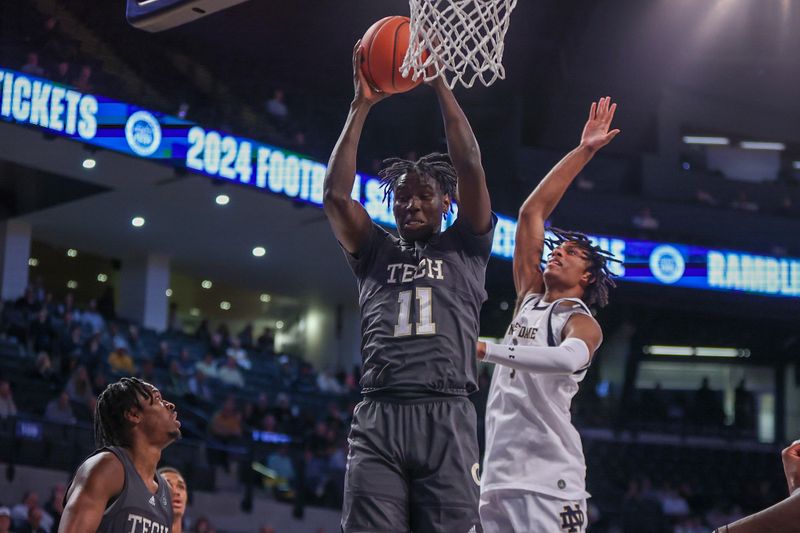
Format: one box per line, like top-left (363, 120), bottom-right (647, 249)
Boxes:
top-left (394, 288), bottom-right (436, 337)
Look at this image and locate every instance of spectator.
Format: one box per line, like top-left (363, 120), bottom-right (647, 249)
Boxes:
top-left (209, 396), bottom-right (243, 445)
top-left (256, 328), bottom-right (275, 352)
top-left (695, 188), bottom-right (719, 207)
top-left (734, 378), bottom-right (756, 432)
top-left (17, 506), bottom-right (47, 533)
top-left (266, 88), bottom-right (289, 121)
top-left (20, 52), bottom-right (45, 77)
top-left (187, 370), bottom-right (214, 403)
top-left (72, 65), bottom-right (94, 93)
top-left (0, 379), bottom-right (17, 418)
top-left (11, 493), bottom-right (52, 533)
top-left (154, 340), bottom-right (171, 370)
top-left (138, 360), bottom-right (158, 387)
top-left (316, 369), bottom-right (344, 394)
top-left (0, 507), bottom-right (10, 533)
top-left (44, 391), bottom-right (77, 425)
top-left (177, 348), bottom-right (196, 376)
top-left (238, 323), bottom-right (254, 349)
top-left (107, 346), bottom-right (137, 376)
top-left (194, 319), bottom-right (211, 344)
top-left (226, 338), bottom-right (251, 370)
top-left (59, 325), bottom-right (82, 362)
top-left (81, 334), bottom-right (106, 375)
top-left (208, 333), bottom-right (225, 359)
top-left (53, 61), bottom-right (71, 85)
top-left (97, 286), bottom-right (116, 321)
top-left (127, 324), bottom-right (143, 355)
top-left (266, 444), bottom-right (296, 493)
top-left (692, 377), bottom-right (724, 427)
top-left (65, 366), bottom-right (94, 406)
top-left (80, 298), bottom-right (105, 333)
top-left (43, 485), bottom-right (66, 533)
top-left (166, 360), bottom-right (190, 397)
top-left (731, 191), bottom-right (759, 212)
top-left (632, 206), bottom-right (660, 231)
top-left (32, 351), bottom-right (59, 384)
top-left (167, 302), bottom-right (183, 333)
top-left (196, 352), bottom-right (218, 378)
top-left (56, 292), bottom-right (79, 320)
top-left (108, 323), bottom-right (130, 353)
top-left (92, 371), bottom-right (109, 396)
top-left (247, 393), bottom-right (271, 428)
top-left (29, 309), bottom-right (55, 353)
top-left (217, 356), bottom-right (245, 389)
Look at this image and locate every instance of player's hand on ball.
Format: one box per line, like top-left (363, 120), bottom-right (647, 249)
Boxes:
top-left (580, 96), bottom-right (620, 153)
top-left (352, 41), bottom-right (390, 106)
top-left (781, 439), bottom-right (800, 494)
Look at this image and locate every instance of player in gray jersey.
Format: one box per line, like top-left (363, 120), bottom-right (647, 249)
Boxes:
top-left (323, 43), bottom-right (494, 532)
top-left (60, 378), bottom-right (180, 533)
top-left (477, 97), bottom-right (620, 532)
top-left (157, 467), bottom-right (187, 533)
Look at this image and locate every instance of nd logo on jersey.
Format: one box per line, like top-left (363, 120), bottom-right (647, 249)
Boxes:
top-left (560, 504), bottom-right (585, 532)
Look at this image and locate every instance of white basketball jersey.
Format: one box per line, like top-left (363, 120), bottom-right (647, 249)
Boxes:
top-left (481, 293), bottom-right (597, 500)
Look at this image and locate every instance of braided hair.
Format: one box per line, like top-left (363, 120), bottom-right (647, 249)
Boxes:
top-left (94, 377), bottom-right (153, 448)
top-left (378, 152), bottom-right (458, 209)
top-left (544, 227), bottom-right (620, 308)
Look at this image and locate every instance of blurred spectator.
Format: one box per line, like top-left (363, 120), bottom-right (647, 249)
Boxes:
top-left (56, 292), bottom-right (79, 320)
top-left (21, 52), bottom-right (45, 77)
top-left (32, 351), bottom-right (59, 384)
top-left (695, 188), bottom-right (719, 207)
top-left (177, 348), bottom-right (196, 376)
top-left (108, 323), bottom-right (130, 353)
top-left (17, 506), bottom-right (47, 533)
top-left (59, 325), bottom-right (82, 362)
top-left (194, 319), bottom-right (211, 344)
top-left (692, 377), bottom-right (724, 427)
top-left (81, 334), bottom-right (106, 376)
top-left (107, 346), bottom-right (137, 376)
top-left (266, 88), bottom-right (289, 121)
top-left (127, 324), bottom-right (143, 355)
top-left (187, 371), bottom-right (214, 403)
top-left (632, 206), bottom-right (660, 231)
top-left (209, 396), bottom-right (243, 448)
top-left (166, 360), bottom-right (190, 397)
top-left (97, 286), bottom-right (115, 320)
top-left (226, 338), bottom-right (251, 370)
top-left (154, 341), bottom-right (171, 369)
top-left (0, 507), bottom-right (10, 533)
top-left (238, 323), bottom-right (254, 349)
top-left (43, 485), bottom-right (66, 533)
top-left (208, 333), bottom-right (225, 359)
top-left (168, 302), bottom-right (183, 333)
top-left (92, 371), bottom-right (109, 396)
top-left (316, 369), bottom-right (344, 394)
top-left (192, 517), bottom-right (213, 533)
top-left (731, 191), bottom-right (759, 212)
top-left (247, 393), bottom-right (271, 428)
top-left (196, 353), bottom-right (218, 378)
top-left (53, 61), bottom-right (71, 85)
top-left (139, 360), bottom-right (158, 386)
top-left (44, 391), bottom-right (77, 425)
top-left (11, 492), bottom-right (52, 533)
top-left (72, 65), bottom-right (94, 93)
top-left (80, 298), bottom-right (105, 334)
top-left (266, 444), bottom-right (296, 493)
top-left (65, 366), bottom-right (94, 406)
top-left (29, 309), bottom-right (55, 353)
top-left (217, 356), bottom-right (245, 389)
top-left (0, 379), bottom-right (17, 418)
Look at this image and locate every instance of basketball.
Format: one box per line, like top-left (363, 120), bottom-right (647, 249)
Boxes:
top-left (360, 16), bottom-right (426, 94)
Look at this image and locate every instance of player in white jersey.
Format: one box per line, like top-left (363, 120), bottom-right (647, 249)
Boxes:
top-left (478, 97), bottom-right (621, 533)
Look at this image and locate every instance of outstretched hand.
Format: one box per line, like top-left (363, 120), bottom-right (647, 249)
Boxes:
top-left (580, 96), bottom-right (620, 153)
top-left (352, 41), bottom-right (390, 106)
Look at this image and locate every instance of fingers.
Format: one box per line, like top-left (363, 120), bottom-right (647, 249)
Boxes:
top-left (589, 102), bottom-right (597, 121)
top-left (605, 129), bottom-right (621, 142)
top-left (352, 40), bottom-right (362, 72)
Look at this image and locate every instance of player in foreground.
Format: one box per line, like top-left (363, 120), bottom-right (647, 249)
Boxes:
top-left (60, 378), bottom-right (180, 532)
top-left (323, 42), bottom-right (494, 532)
top-left (478, 97), bottom-right (620, 532)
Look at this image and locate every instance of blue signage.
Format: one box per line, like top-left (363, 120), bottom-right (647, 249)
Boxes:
top-left (1, 67), bottom-right (798, 298)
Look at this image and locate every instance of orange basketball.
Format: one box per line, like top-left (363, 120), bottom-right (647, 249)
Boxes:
top-left (360, 16), bottom-right (427, 94)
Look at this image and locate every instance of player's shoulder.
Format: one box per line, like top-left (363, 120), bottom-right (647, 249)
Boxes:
top-left (66, 449), bottom-right (125, 502)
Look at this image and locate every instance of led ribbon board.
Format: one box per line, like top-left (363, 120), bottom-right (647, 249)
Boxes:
top-left (1, 67), bottom-right (798, 298)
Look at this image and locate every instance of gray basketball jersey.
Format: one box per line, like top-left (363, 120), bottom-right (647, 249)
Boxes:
top-left (345, 216), bottom-right (496, 396)
top-left (83, 446), bottom-right (173, 533)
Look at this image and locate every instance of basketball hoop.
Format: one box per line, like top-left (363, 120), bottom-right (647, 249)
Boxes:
top-left (401, 0), bottom-right (518, 89)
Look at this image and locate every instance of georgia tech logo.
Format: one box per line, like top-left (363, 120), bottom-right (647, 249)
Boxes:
top-left (649, 244), bottom-right (685, 285)
top-left (471, 463), bottom-right (481, 485)
top-left (125, 110), bottom-right (162, 156)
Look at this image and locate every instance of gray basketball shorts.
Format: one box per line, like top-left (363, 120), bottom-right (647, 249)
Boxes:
top-left (341, 395), bottom-right (483, 533)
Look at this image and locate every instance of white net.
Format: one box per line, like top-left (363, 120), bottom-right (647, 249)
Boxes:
top-left (401, 0), bottom-right (518, 89)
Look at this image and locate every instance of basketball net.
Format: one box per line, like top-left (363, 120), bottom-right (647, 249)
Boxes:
top-left (401, 0), bottom-right (518, 89)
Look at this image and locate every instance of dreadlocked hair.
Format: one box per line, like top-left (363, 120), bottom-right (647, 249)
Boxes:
top-left (377, 152), bottom-right (458, 209)
top-left (544, 227), bottom-right (620, 308)
top-left (94, 376), bottom-right (152, 448)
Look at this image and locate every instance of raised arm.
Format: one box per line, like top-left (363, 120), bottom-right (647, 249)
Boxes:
top-left (428, 77), bottom-right (492, 235)
top-left (323, 42), bottom-right (390, 254)
top-left (513, 97), bottom-right (620, 301)
top-left (59, 452), bottom-right (124, 533)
